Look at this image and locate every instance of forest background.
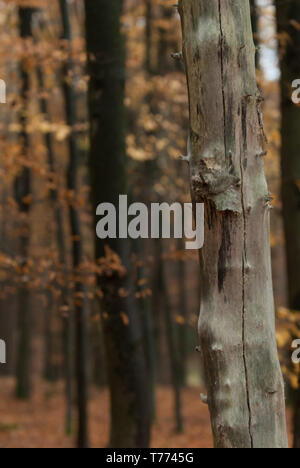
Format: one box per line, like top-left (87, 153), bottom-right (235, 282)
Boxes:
top-left (0, 0), bottom-right (298, 449)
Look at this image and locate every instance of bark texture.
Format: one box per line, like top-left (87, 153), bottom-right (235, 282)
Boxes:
top-left (275, 0), bottom-right (300, 449)
top-left (179, 0), bottom-right (287, 448)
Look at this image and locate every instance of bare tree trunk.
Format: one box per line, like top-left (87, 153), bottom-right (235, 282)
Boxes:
top-left (176, 238), bottom-right (188, 387)
top-left (43, 291), bottom-right (58, 382)
top-left (85, 0), bottom-right (151, 448)
top-left (275, 0), bottom-right (300, 449)
top-left (59, 0), bottom-right (89, 448)
top-left (136, 239), bottom-right (156, 421)
top-left (15, 6), bottom-right (34, 400)
top-left (37, 62), bottom-right (73, 435)
top-left (156, 240), bottom-right (183, 433)
top-left (179, 0), bottom-right (287, 448)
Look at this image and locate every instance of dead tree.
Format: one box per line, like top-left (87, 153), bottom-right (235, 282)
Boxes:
top-left (178, 0), bottom-right (288, 448)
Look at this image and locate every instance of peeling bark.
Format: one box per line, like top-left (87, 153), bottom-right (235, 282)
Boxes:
top-left (179, 0), bottom-right (288, 448)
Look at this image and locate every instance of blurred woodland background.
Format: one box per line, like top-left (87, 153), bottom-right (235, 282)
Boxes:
top-left (0, 0), bottom-right (298, 448)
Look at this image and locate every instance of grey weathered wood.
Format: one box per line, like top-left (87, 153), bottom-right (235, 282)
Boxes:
top-left (178, 0), bottom-right (288, 448)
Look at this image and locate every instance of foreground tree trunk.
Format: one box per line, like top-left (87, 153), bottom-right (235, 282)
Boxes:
top-left (85, 0), bottom-right (151, 448)
top-left (15, 6), bottom-right (34, 400)
top-left (59, 0), bottom-right (89, 448)
top-left (179, 0), bottom-right (288, 448)
top-left (275, 0), bottom-right (300, 449)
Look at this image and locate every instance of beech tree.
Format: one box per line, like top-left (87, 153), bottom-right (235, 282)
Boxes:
top-left (178, 0), bottom-right (288, 448)
top-left (84, 0), bottom-right (151, 448)
top-left (15, 6), bottom-right (34, 400)
top-left (59, 0), bottom-right (88, 448)
top-left (275, 0), bottom-right (300, 449)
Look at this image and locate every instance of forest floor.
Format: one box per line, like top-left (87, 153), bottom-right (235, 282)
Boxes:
top-left (0, 378), bottom-right (293, 448)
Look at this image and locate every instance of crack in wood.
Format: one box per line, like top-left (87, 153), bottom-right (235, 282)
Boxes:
top-left (218, 0), bottom-right (253, 448)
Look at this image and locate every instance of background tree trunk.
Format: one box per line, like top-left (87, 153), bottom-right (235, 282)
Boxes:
top-left (275, 0), bottom-right (300, 449)
top-left (85, 0), bottom-right (151, 448)
top-left (37, 57), bottom-right (73, 436)
top-left (179, 0), bottom-right (288, 448)
top-left (156, 240), bottom-right (183, 433)
top-left (15, 6), bottom-right (34, 400)
top-left (59, 0), bottom-right (89, 448)
top-left (176, 239), bottom-right (188, 388)
top-left (136, 238), bottom-right (156, 421)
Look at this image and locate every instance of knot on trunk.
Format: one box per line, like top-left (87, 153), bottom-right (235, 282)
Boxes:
top-left (190, 145), bottom-right (241, 213)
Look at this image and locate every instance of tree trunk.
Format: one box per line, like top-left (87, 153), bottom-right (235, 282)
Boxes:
top-left (15, 6), bottom-right (34, 400)
top-left (43, 291), bottom-right (59, 382)
top-left (37, 62), bottom-right (73, 435)
top-left (156, 240), bottom-right (183, 433)
top-left (136, 239), bottom-right (156, 421)
top-left (176, 238), bottom-right (188, 387)
top-left (84, 0), bottom-right (151, 448)
top-left (59, 0), bottom-right (89, 448)
top-left (275, 0), bottom-right (300, 449)
top-left (179, 0), bottom-right (287, 448)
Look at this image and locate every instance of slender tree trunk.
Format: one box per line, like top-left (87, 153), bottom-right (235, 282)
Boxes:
top-left (136, 239), bottom-right (156, 421)
top-left (179, 0), bottom-right (288, 448)
top-left (43, 291), bottom-right (58, 381)
top-left (37, 63), bottom-right (73, 435)
top-left (85, 0), bottom-right (151, 448)
top-left (276, 0), bottom-right (300, 449)
top-left (59, 0), bottom-right (89, 448)
top-left (0, 186), bottom-right (17, 377)
top-left (91, 317), bottom-right (106, 388)
top-left (15, 6), bottom-right (34, 400)
top-left (156, 240), bottom-right (183, 433)
top-left (176, 238), bottom-right (188, 387)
